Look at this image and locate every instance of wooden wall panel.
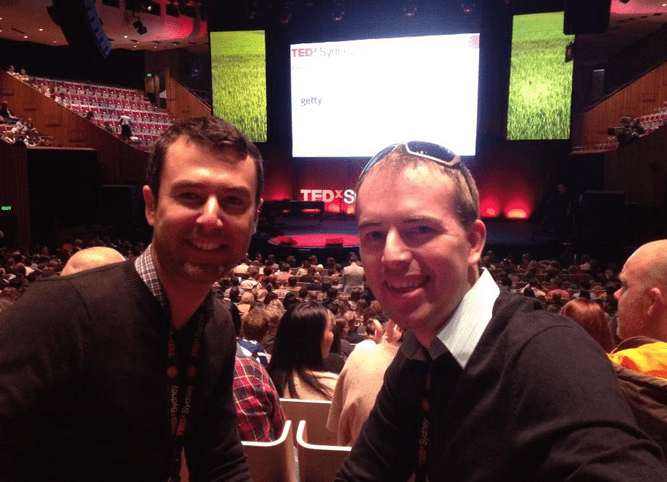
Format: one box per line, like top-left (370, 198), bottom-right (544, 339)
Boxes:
top-left (0, 142), bottom-right (30, 248)
top-left (603, 124), bottom-right (667, 207)
top-left (166, 75), bottom-right (211, 121)
top-left (0, 70), bottom-right (148, 185)
top-left (577, 62), bottom-right (667, 147)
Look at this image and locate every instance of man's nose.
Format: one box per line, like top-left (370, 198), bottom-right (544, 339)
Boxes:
top-left (197, 196), bottom-right (224, 229)
top-left (382, 229), bottom-right (411, 267)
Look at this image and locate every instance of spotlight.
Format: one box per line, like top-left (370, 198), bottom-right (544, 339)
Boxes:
top-left (332, 0), bottom-right (345, 21)
top-left (133, 19), bottom-right (148, 35)
top-left (404, 3), bottom-right (417, 18)
top-left (461, 0), bottom-right (475, 14)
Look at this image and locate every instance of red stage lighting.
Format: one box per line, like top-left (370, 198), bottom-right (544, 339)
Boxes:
top-left (480, 197), bottom-right (501, 218)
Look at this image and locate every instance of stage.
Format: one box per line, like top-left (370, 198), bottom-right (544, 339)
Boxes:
top-left (250, 213), bottom-right (559, 263)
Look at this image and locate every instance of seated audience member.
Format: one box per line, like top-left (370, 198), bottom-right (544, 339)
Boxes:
top-left (237, 307), bottom-right (270, 367)
top-left (333, 317), bottom-right (354, 359)
top-left (236, 290), bottom-right (255, 315)
top-left (323, 319), bottom-right (347, 374)
top-left (228, 286), bottom-right (241, 304)
top-left (221, 288), bottom-right (242, 337)
top-left (240, 266), bottom-right (261, 292)
top-left (499, 276), bottom-right (513, 291)
top-left (521, 277), bottom-right (547, 300)
top-left (275, 262), bottom-right (292, 283)
top-left (343, 310), bottom-right (365, 344)
top-left (299, 266), bottom-right (316, 283)
top-left (272, 279), bottom-right (289, 299)
top-left (17, 68), bottom-right (29, 82)
top-left (267, 302), bottom-right (337, 401)
top-left (0, 101), bottom-right (19, 124)
top-left (233, 347), bottom-right (286, 442)
top-left (327, 321), bottom-right (403, 446)
top-left (560, 298), bottom-right (614, 353)
top-left (262, 303), bottom-right (284, 356)
top-left (281, 292), bottom-right (299, 313)
top-left (60, 247), bottom-right (125, 276)
top-left (361, 318), bottom-right (384, 348)
top-left (1, 130), bottom-right (15, 144)
top-left (255, 288), bottom-right (268, 305)
top-left (234, 256), bottom-right (250, 276)
top-left (604, 240), bottom-right (667, 455)
top-left (306, 272), bottom-right (322, 291)
top-left (286, 276), bottom-right (300, 294)
top-left (610, 239), bottom-right (667, 374)
top-left (297, 287), bottom-right (308, 302)
top-left (309, 255), bottom-right (323, 271)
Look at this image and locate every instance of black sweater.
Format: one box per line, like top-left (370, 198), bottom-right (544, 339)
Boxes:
top-left (336, 291), bottom-right (667, 482)
top-left (0, 261), bottom-right (251, 482)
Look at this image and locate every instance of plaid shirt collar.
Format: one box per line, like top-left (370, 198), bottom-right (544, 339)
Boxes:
top-left (134, 244), bottom-right (168, 310)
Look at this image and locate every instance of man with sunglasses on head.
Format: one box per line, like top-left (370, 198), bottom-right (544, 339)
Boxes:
top-left (335, 142), bottom-right (667, 482)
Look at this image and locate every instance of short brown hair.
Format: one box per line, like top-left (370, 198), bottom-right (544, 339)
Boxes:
top-left (357, 144), bottom-right (479, 230)
top-left (242, 307), bottom-right (270, 342)
top-left (146, 116), bottom-right (263, 205)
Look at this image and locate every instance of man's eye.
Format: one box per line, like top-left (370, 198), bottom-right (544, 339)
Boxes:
top-left (225, 197), bottom-right (243, 205)
top-left (222, 196), bottom-right (250, 211)
top-left (178, 193), bottom-right (202, 202)
top-left (363, 231), bottom-right (385, 243)
top-left (415, 226), bottom-right (434, 235)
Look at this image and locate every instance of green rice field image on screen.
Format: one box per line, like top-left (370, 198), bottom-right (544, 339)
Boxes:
top-left (211, 31), bottom-right (267, 142)
top-left (507, 12), bottom-right (574, 140)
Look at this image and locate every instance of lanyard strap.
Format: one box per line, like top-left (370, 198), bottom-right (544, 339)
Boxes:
top-left (415, 362), bottom-right (433, 482)
top-left (415, 351), bottom-right (462, 482)
top-left (166, 303), bottom-right (208, 480)
top-left (168, 318), bottom-right (205, 439)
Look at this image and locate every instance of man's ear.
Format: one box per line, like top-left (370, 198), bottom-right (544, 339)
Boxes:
top-left (467, 219), bottom-right (487, 266)
top-left (143, 185), bottom-right (156, 227)
top-left (647, 287), bottom-right (666, 318)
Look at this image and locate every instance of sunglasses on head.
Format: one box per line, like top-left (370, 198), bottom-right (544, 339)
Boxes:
top-left (360, 141), bottom-right (462, 178)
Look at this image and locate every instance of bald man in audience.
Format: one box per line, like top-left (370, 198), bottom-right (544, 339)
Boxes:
top-left (61, 247), bottom-right (126, 276)
top-left (610, 239), bottom-right (667, 374)
top-left (614, 240), bottom-right (667, 345)
top-left (609, 239), bottom-right (667, 456)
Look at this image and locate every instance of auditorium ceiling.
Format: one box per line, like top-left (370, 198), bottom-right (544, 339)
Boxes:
top-left (0, 0), bottom-right (665, 64)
